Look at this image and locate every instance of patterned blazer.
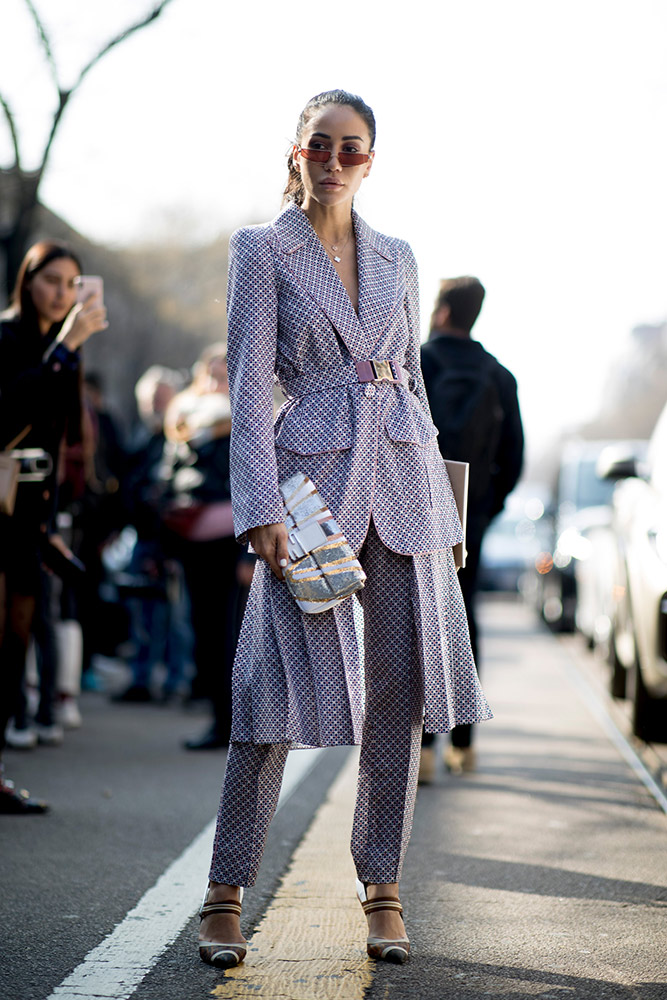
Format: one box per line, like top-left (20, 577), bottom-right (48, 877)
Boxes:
top-left (226, 203), bottom-right (463, 556)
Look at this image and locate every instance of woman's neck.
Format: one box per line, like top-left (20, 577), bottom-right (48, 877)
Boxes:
top-left (302, 201), bottom-right (354, 244)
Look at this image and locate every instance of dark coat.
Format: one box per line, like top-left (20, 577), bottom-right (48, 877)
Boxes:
top-left (0, 316), bottom-right (81, 525)
top-left (420, 334), bottom-right (524, 534)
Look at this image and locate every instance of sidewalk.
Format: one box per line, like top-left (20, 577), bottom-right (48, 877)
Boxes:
top-left (208, 598), bottom-right (667, 1000)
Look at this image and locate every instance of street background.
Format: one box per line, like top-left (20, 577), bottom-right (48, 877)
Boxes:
top-left (2, 0), bottom-right (667, 465)
top-left (2, 597), bottom-right (665, 1000)
top-left (2, 4), bottom-right (667, 998)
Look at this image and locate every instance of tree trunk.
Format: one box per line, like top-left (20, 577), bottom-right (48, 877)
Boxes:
top-left (0, 168), bottom-right (42, 297)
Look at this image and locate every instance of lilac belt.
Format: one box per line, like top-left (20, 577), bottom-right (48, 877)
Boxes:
top-left (279, 359), bottom-right (411, 399)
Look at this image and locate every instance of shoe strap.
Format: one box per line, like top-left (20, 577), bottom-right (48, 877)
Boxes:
top-left (361, 897), bottom-right (403, 915)
top-left (200, 900), bottom-right (242, 919)
top-left (199, 941), bottom-right (246, 951)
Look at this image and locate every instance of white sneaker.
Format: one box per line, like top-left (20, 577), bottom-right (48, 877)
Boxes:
top-left (35, 723), bottom-right (64, 746)
top-left (5, 724), bottom-right (37, 750)
top-left (57, 697), bottom-right (82, 729)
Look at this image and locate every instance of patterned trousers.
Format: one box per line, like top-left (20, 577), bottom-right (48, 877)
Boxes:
top-left (209, 520), bottom-right (425, 886)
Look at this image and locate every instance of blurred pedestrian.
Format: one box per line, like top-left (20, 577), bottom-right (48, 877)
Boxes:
top-left (113, 364), bottom-right (190, 703)
top-left (0, 239), bottom-right (107, 812)
top-left (57, 370), bottom-right (124, 698)
top-left (419, 277), bottom-right (523, 779)
top-left (161, 344), bottom-right (250, 749)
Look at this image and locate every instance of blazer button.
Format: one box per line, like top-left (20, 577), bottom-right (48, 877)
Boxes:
top-left (364, 384), bottom-right (376, 398)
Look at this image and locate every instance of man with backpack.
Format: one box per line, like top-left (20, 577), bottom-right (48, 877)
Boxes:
top-left (420, 277), bottom-right (524, 778)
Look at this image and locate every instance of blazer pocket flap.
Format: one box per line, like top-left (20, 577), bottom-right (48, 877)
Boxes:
top-left (275, 391), bottom-right (353, 454)
top-left (384, 397), bottom-right (439, 445)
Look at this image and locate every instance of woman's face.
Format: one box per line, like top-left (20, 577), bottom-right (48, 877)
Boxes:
top-left (294, 104), bottom-right (374, 212)
top-left (27, 257), bottom-right (80, 331)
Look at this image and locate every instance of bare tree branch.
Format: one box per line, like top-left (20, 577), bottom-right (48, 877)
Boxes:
top-left (40, 91), bottom-right (69, 180)
top-left (2, 0), bottom-right (178, 292)
top-left (39, 1), bottom-right (176, 176)
top-left (73, 1), bottom-right (176, 93)
top-left (0, 92), bottom-right (22, 169)
top-left (24, 0), bottom-right (59, 91)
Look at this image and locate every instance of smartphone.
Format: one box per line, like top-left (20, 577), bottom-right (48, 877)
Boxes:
top-left (75, 274), bottom-right (104, 307)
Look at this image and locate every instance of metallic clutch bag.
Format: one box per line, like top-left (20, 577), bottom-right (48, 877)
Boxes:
top-left (279, 472), bottom-right (366, 614)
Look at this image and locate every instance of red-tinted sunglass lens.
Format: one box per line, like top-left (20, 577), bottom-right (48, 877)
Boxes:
top-left (338, 152), bottom-right (370, 165)
top-left (300, 148), bottom-right (370, 166)
top-left (300, 148), bottom-right (330, 163)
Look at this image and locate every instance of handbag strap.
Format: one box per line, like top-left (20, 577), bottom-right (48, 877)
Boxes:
top-left (3, 425), bottom-right (32, 452)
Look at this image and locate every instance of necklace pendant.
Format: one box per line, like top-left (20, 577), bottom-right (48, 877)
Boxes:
top-left (333, 255), bottom-right (341, 263)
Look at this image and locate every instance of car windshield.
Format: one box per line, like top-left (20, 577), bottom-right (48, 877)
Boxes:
top-left (574, 460), bottom-right (615, 509)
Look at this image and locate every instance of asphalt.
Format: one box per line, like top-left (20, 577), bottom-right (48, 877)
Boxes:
top-left (1, 597), bottom-right (665, 1000)
top-left (394, 600), bottom-right (667, 1000)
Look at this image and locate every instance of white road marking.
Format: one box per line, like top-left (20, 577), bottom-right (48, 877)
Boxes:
top-left (48, 748), bottom-right (324, 1000)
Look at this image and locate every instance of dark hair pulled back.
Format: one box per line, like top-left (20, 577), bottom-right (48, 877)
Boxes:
top-left (283, 89), bottom-right (376, 207)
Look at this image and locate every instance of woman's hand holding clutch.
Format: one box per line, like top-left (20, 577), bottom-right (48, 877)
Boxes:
top-left (248, 523), bottom-right (289, 580)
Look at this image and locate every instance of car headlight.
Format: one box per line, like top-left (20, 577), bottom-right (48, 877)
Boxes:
top-left (555, 527), bottom-right (593, 563)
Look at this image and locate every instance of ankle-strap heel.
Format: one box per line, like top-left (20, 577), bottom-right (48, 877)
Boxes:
top-left (198, 887), bottom-right (246, 968)
top-left (356, 879), bottom-right (410, 964)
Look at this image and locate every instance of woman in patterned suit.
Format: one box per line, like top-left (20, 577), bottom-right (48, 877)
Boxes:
top-left (198, 90), bottom-right (491, 967)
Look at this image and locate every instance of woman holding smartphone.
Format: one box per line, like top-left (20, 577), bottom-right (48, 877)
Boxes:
top-left (0, 239), bottom-right (107, 813)
top-left (198, 89), bottom-right (491, 967)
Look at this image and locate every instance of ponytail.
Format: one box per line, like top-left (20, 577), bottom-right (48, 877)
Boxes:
top-left (282, 147), bottom-right (305, 207)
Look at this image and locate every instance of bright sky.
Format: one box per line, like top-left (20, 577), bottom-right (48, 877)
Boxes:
top-left (2, 0), bottom-right (666, 466)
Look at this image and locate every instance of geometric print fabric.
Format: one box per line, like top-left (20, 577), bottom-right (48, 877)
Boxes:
top-left (226, 204), bottom-right (491, 750)
top-left (210, 201), bottom-right (494, 890)
top-left (211, 521), bottom-right (453, 886)
top-left (230, 515), bottom-right (491, 748)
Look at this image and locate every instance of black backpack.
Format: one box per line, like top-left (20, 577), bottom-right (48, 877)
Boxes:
top-left (422, 343), bottom-right (504, 509)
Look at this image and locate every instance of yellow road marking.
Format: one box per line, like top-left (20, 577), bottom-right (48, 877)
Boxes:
top-left (211, 749), bottom-right (372, 999)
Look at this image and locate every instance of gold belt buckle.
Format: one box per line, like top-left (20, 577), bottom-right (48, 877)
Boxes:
top-left (371, 360), bottom-right (394, 382)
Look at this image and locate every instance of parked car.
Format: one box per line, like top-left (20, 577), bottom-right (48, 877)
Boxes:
top-left (478, 488), bottom-right (551, 593)
top-left (600, 406), bottom-right (667, 742)
top-left (531, 440), bottom-right (618, 631)
top-left (573, 441), bottom-right (648, 650)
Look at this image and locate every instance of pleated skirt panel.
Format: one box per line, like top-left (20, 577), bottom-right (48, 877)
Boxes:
top-left (412, 546), bottom-right (492, 733)
top-left (230, 527), bottom-right (491, 748)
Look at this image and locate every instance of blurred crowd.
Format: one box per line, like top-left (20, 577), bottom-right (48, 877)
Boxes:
top-left (0, 240), bottom-right (251, 813)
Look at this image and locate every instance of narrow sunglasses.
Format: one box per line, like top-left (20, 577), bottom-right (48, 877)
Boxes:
top-left (298, 146), bottom-right (372, 167)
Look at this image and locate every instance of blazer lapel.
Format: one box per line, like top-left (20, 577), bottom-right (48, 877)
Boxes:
top-left (271, 205), bottom-right (402, 360)
top-left (354, 212), bottom-right (403, 353)
top-left (272, 205), bottom-right (368, 357)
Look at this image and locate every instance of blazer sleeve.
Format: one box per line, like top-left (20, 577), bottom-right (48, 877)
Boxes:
top-left (397, 241), bottom-right (434, 420)
top-left (226, 227), bottom-right (285, 542)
